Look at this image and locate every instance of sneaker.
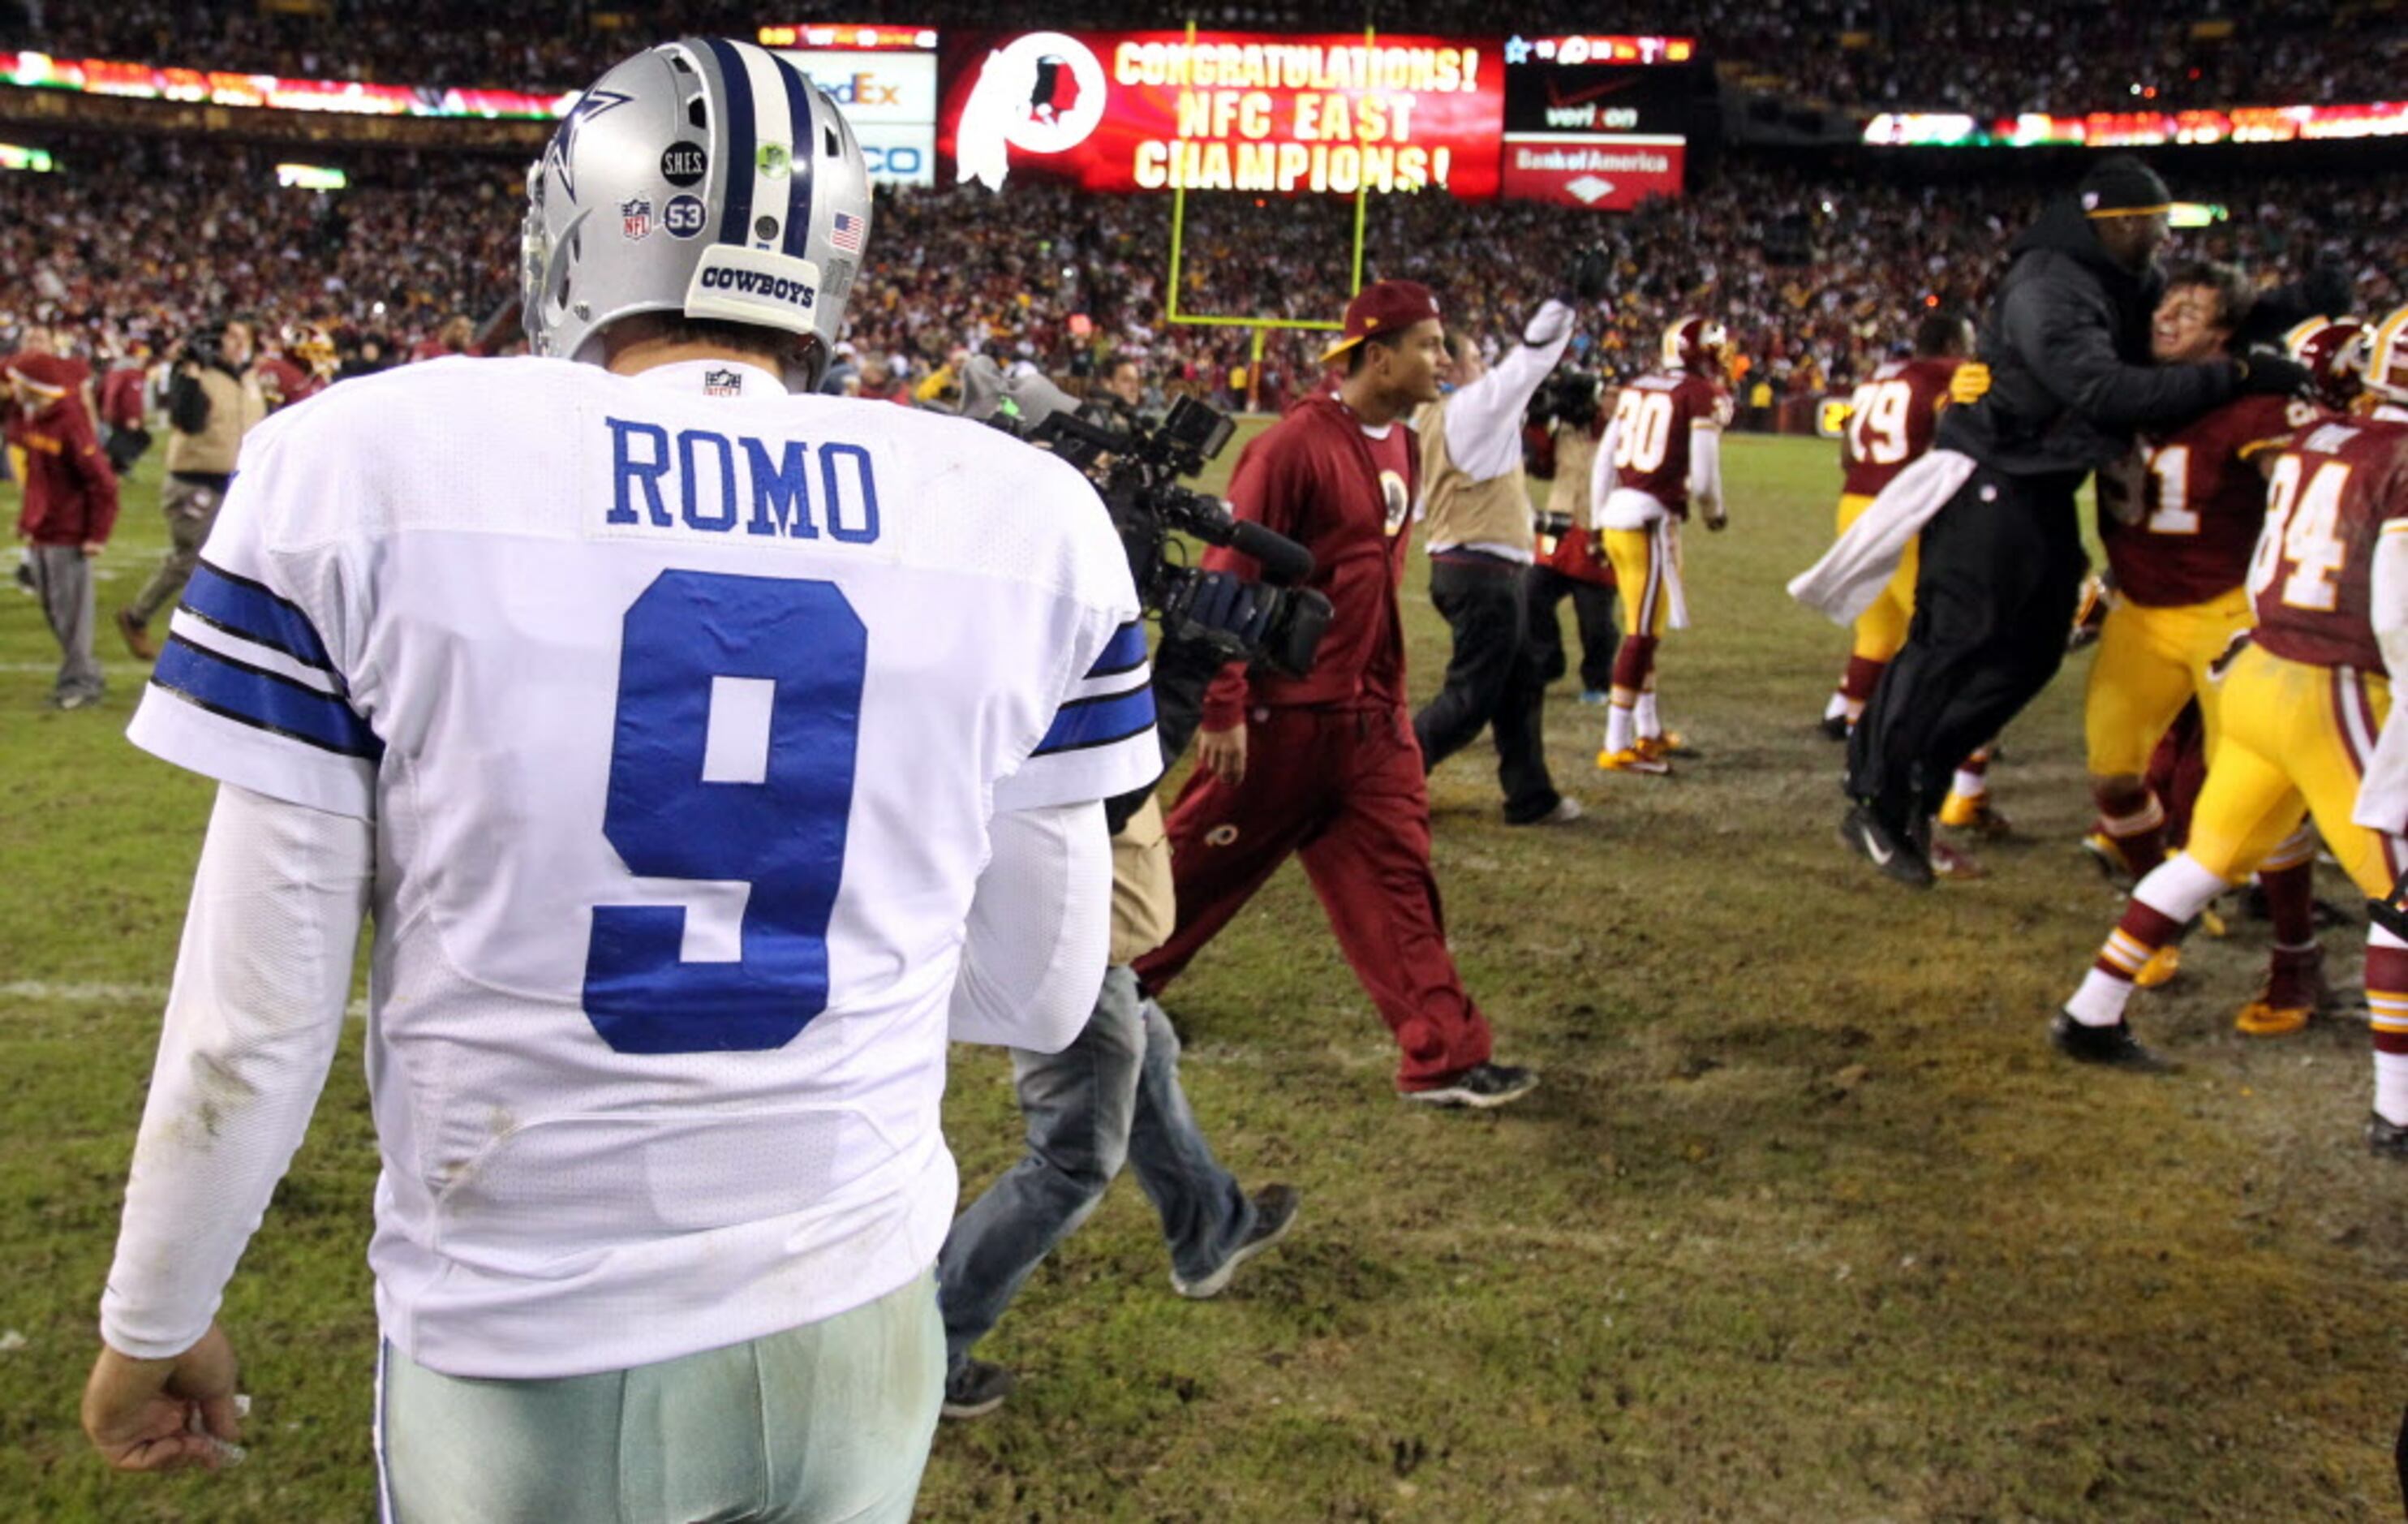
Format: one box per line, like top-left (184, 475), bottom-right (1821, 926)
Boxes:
top-left (1937, 791), bottom-right (2011, 837)
top-left (1399, 1061), bottom-right (1538, 1109)
top-left (1577, 688), bottom-right (1610, 706)
top-left (116, 608), bottom-right (157, 661)
top-left (2234, 947), bottom-right (2325, 1037)
top-left (2367, 1113), bottom-right (2408, 1159)
top-left (2049, 1011), bottom-right (2174, 1071)
top-left (940, 1358), bottom-right (1017, 1420)
top-left (2131, 943), bottom-right (2181, 990)
top-left (1171, 1183), bottom-right (1301, 1299)
top-left (1838, 803), bottom-right (1933, 889)
top-left (1508, 795), bottom-right (1583, 827)
top-left (1817, 712), bottom-right (1851, 743)
top-left (49, 691), bottom-right (100, 712)
top-left (1597, 746), bottom-right (1671, 776)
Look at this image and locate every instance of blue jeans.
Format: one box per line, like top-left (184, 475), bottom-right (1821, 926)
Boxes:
top-left (939, 966), bottom-right (1255, 1371)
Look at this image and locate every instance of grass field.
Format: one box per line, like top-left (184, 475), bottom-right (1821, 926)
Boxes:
top-left (3, 426), bottom-right (2405, 1522)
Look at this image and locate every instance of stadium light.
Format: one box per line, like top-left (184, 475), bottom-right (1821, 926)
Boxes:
top-left (0, 142), bottom-right (56, 171)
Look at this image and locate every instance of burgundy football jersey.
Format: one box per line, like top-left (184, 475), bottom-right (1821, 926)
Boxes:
top-left (2099, 393), bottom-right (2307, 609)
top-left (1606, 370), bottom-right (1729, 517)
top-left (2249, 415), bottom-right (2408, 671)
top-left (1840, 356), bottom-right (1959, 498)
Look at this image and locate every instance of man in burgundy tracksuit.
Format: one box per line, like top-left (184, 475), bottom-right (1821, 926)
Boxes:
top-left (7, 351), bottom-right (119, 709)
top-left (1133, 282), bottom-right (1537, 1109)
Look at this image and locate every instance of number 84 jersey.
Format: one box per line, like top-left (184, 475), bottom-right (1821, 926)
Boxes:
top-left (123, 356), bottom-right (1157, 1378)
top-left (2247, 413), bottom-right (2408, 672)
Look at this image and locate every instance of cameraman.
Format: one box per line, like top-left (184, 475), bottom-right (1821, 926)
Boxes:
top-left (1526, 368), bottom-right (1622, 704)
top-left (938, 359), bottom-right (1301, 1421)
top-left (114, 316), bottom-right (264, 661)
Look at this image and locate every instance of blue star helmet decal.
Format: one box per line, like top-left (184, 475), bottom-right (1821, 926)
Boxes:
top-left (542, 88), bottom-right (635, 203)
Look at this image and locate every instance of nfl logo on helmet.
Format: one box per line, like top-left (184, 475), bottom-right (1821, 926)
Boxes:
top-left (620, 196), bottom-right (654, 240)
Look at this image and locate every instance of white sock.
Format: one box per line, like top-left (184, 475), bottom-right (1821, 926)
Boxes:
top-left (2066, 967), bottom-right (2134, 1028)
top-left (1635, 691), bottom-right (1661, 740)
top-left (2134, 852), bottom-right (2230, 925)
top-left (1950, 768), bottom-right (1987, 801)
top-left (1605, 703), bottom-right (1634, 755)
top-left (1823, 690), bottom-right (1850, 721)
top-left (2376, 1053), bottom-right (2408, 1126)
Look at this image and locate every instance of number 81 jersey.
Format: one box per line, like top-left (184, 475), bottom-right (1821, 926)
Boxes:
top-left (123, 355), bottom-right (1158, 1377)
top-left (2247, 414), bottom-right (2408, 671)
top-left (2099, 393), bottom-right (2306, 608)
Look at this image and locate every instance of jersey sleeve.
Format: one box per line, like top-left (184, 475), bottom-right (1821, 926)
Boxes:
top-left (992, 463), bottom-right (1163, 813)
top-left (126, 415), bottom-right (381, 820)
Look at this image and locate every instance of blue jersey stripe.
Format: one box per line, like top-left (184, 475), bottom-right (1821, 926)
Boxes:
top-left (774, 54), bottom-right (817, 260)
top-left (1086, 621), bottom-right (1148, 678)
top-left (1034, 683), bottom-right (1156, 758)
top-left (153, 635), bottom-right (383, 760)
top-left (701, 37), bottom-right (756, 246)
top-left (182, 560), bottom-right (338, 674)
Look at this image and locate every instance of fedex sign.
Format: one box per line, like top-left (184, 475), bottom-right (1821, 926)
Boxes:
top-left (773, 48), bottom-right (939, 184)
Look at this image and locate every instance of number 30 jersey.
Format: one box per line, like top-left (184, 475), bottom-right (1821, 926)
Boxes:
top-left (1598, 369), bottom-right (1731, 521)
top-left (2097, 392), bottom-right (2305, 609)
top-left (125, 355), bottom-right (1159, 1378)
top-left (1839, 355), bottom-right (1959, 499)
top-left (2247, 414), bottom-right (2408, 672)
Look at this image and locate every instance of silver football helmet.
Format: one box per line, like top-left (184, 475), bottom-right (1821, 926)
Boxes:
top-left (522, 37), bottom-right (871, 387)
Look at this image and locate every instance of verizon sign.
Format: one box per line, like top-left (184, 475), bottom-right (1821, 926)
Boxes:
top-left (1499, 135), bottom-right (1683, 209)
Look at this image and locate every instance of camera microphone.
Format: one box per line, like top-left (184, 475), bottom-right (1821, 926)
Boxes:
top-left (1215, 514), bottom-right (1314, 587)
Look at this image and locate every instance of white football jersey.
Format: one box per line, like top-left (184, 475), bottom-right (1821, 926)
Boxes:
top-left (126, 355), bottom-right (1158, 1378)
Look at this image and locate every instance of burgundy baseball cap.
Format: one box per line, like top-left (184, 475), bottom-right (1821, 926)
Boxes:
top-left (1319, 279), bottom-right (1443, 364)
top-left (2, 351), bottom-right (75, 397)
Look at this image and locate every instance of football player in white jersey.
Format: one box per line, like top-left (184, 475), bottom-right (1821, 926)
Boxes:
top-left (78, 39), bottom-right (1157, 1523)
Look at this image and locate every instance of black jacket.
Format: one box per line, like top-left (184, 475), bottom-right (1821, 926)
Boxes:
top-left (1938, 198), bottom-right (2240, 478)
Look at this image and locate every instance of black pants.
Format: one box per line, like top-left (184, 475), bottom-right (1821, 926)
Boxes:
top-left (1847, 466), bottom-right (2089, 821)
top-left (1413, 554), bottom-right (1560, 822)
top-left (1524, 564), bottom-right (1621, 693)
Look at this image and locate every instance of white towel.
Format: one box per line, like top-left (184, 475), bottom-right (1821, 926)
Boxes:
top-left (1787, 448), bottom-right (1978, 625)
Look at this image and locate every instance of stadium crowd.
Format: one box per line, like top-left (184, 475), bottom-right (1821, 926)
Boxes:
top-left (3, 131), bottom-right (2401, 417)
top-left (0, 0), bottom-right (2394, 114)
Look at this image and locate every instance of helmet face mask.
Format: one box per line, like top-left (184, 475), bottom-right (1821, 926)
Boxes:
top-left (521, 38), bottom-right (872, 390)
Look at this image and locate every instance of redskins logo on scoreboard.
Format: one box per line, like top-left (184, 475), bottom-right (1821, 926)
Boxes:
top-left (954, 32), bottom-right (1110, 192)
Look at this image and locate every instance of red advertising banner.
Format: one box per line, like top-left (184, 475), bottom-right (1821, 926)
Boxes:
top-left (1499, 135), bottom-right (1684, 209)
top-left (938, 30), bottom-right (1504, 199)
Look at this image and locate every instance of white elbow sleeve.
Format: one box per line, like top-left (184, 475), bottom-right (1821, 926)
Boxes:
top-left (949, 800), bottom-right (1112, 1051)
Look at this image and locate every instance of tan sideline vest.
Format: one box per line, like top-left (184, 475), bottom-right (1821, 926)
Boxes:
top-left (1547, 424), bottom-right (1598, 525)
top-left (1108, 794), bottom-right (1175, 966)
top-left (1413, 400), bottom-right (1533, 554)
top-left (165, 367), bottom-right (266, 476)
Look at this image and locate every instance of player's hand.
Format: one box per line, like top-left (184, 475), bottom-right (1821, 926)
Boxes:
top-left (81, 540), bottom-right (104, 558)
top-left (1948, 362), bottom-right (1992, 406)
top-left (2234, 350), bottom-right (2312, 398)
top-left (83, 1323), bottom-right (243, 1474)
top-left (1197, 721), bottom-right (1248, 786)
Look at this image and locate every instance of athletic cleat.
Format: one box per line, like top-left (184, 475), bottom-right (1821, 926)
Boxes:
top-left (1817, 712), bottom-right (1851, 742)
top-left (1929, 840), bottom-right (1985, 880)
top-left (2235, 948), bottom-right (2325, 1036)
top-left (2080, 830), bottom-right (2139, 887)
top-left (2049, 1011), bottom-right (2174, 1071)
top-left (2131, 943), bottom-right (2182, 990)
top-left (1597, 747), bottom-right (1671, 776)
top-left (1937, 791), bottom-right (2011, 837)
top-left (1400, 1061), bottom-right (1538, 1109)
top-left (1648, 731), bottom-right (1697, 759)
top-left (2368, 1113), bottom-right (2408, 1159)
top-left (1171, 1183), bottom-right (1301, 1298)
top-left (940, 1358), bottom-right (1017, 1420)
top-left (1838, 803), bottom-right (1933, 889)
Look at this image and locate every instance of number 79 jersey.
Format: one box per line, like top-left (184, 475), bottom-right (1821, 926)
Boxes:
top-left (2247, 415), bottom-right (2408, 672)
top-left (1839, 356), bottom-right (1959, 498)
top-left (123, 355), bottom-right (1159, 1377)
